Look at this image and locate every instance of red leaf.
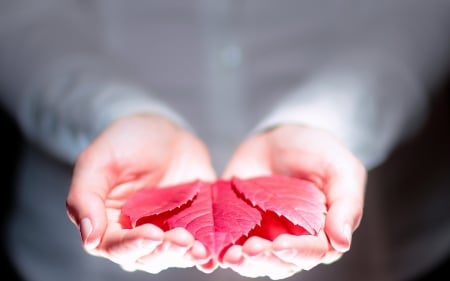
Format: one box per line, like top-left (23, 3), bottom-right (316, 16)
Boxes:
top-left (122, 180), bottom-right (202, 227)
top-left (121, 175), bottom-right (326, 260)
top-left (232, 175), bottom-right (326, 235)
top-left (167, 180), bottom-right (261, 255)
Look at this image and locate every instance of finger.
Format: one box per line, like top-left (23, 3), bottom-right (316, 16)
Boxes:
top-left (239, 255), bottom-right (298, 280)
top-left (109, 238), bottom-right (162, 266)
top-left (242, 236), bottom-right (299, 279)
top-left (222, 237), bottom-right (275, 269)
top-left (324, 165), bottom-right (366, 252)
top-left (126, 228), bottom-right (196, 273)
top-left (136, 240), bottom-right (194, 273)
top-left (190, 240), bottom-right (217, 274)
top-left (120, 263), bottom-right (138, 272)
top-left (159, 133), bottom-right (218, 185)
top-left (188, 240), bottom-right (211, 263)
top-left (222, 139), bottom-right (272, 179)
top-left (224, 237), bottom-right (299, 280)
top-left (163, 227), bottom-right (195, 247)
top-left (272, 232), bottom-right (328, 270)
top-left (102, 224), bottom-right (164, 263)
top-left (183, 161), bottom-right (217, 182)
top-left (66, 160), bottom-right (111, 250)
top-left (161, 162), bottom-right (216, 186)
top-left (241, 236), bottom-right (273, 257)
top-left (322, 249), bottom-right (343, 265)
top-left (221, 244), bottom-right (244, 266)
top-left (222, 159), bottom-right (271, 179)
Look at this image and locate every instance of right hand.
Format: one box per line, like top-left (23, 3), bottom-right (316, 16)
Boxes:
top-left (221, 124), bottom-right (367, 279)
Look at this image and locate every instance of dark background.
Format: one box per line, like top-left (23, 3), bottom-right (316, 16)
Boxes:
top-left (0, 105), bottom-right (22, 280)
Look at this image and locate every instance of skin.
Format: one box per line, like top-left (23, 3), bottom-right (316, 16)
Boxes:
top-left (66, 114), bottom-right (217, 274)
top-left (221, 124), bottom-right (367, 279)
top-left (66, 116), bottom-right (366, 279)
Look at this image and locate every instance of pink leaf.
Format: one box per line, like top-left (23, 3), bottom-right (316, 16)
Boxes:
top-left (232, 175), bottom-right (326, 235)
top-left (121, 175), bottom-right (326, 260)
top-left (167, 180), bottom-right (261, 256)
top-left (122, 180), bottom-right (202, 227)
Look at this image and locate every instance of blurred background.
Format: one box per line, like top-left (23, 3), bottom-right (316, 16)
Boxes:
top-left (0, 79), bottom-right (449, 280)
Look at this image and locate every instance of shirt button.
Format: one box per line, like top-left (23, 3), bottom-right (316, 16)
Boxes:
top-left (219, 44), bottom-right (242, 69)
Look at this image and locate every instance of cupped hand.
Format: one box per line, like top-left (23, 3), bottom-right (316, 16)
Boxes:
top-left (221, 124), bottom-right (367, 279)
top-left (66, 114), bottom-right (217, 274)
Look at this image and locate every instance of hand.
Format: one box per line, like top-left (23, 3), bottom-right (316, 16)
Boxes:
top-left (221, 124), bottom-right (367, 279)
top-left (66, 114), bottom-right (217, 274)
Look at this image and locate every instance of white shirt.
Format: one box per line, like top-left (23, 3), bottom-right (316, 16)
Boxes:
top-left (0, 1), bottom-right (449, 281)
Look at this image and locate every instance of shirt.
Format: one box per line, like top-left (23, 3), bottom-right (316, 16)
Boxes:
top-left (0, 1), bottom-right (449, 281)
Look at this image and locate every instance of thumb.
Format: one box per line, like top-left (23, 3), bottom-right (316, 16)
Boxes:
top-left (324, 172), bottom-right (366, 253)
top-left (222, 155), bottom-right (272, 180)
top-left (222, 137), bottom-right (272, 179)
top-left (66, 166), bottom-right (109, 251)
top-left (325, 196), bottom-right (363, 252)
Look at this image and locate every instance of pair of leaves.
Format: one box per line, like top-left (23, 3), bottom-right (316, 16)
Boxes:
top-left (121, 175), bottom-right (326, 260)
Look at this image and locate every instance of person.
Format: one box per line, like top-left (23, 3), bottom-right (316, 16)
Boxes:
top-left (0, 1), bottom-right (449, 281)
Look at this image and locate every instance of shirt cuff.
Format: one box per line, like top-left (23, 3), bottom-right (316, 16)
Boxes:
top-left (253, 58), bottom-right (428, 169)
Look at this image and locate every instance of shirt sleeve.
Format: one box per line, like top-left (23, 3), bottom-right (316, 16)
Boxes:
top-left (0, 1), bottom-right (188, 164)
top-left (254, 1), bottom-right (450, 169)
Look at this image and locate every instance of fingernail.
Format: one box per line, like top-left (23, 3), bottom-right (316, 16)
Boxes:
top-left (80, 218), bottom-right (100, 250)
top-left (343, 224), bottom-right (352, 250)
top-left (80, 218), bottom-right (92, 242)
top-left (85, 237), bottom-right (101, 250)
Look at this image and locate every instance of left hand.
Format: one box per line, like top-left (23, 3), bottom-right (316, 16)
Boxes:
top-left (65, 114), bottom-right (217, 274)
top-left (221, 124), bottom-right (367, 280)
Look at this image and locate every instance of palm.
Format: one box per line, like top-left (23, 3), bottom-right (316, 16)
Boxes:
top-left (222, 124), bottom-right (366, 279)
top-left (67, 115), bottom-right (216, 273)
